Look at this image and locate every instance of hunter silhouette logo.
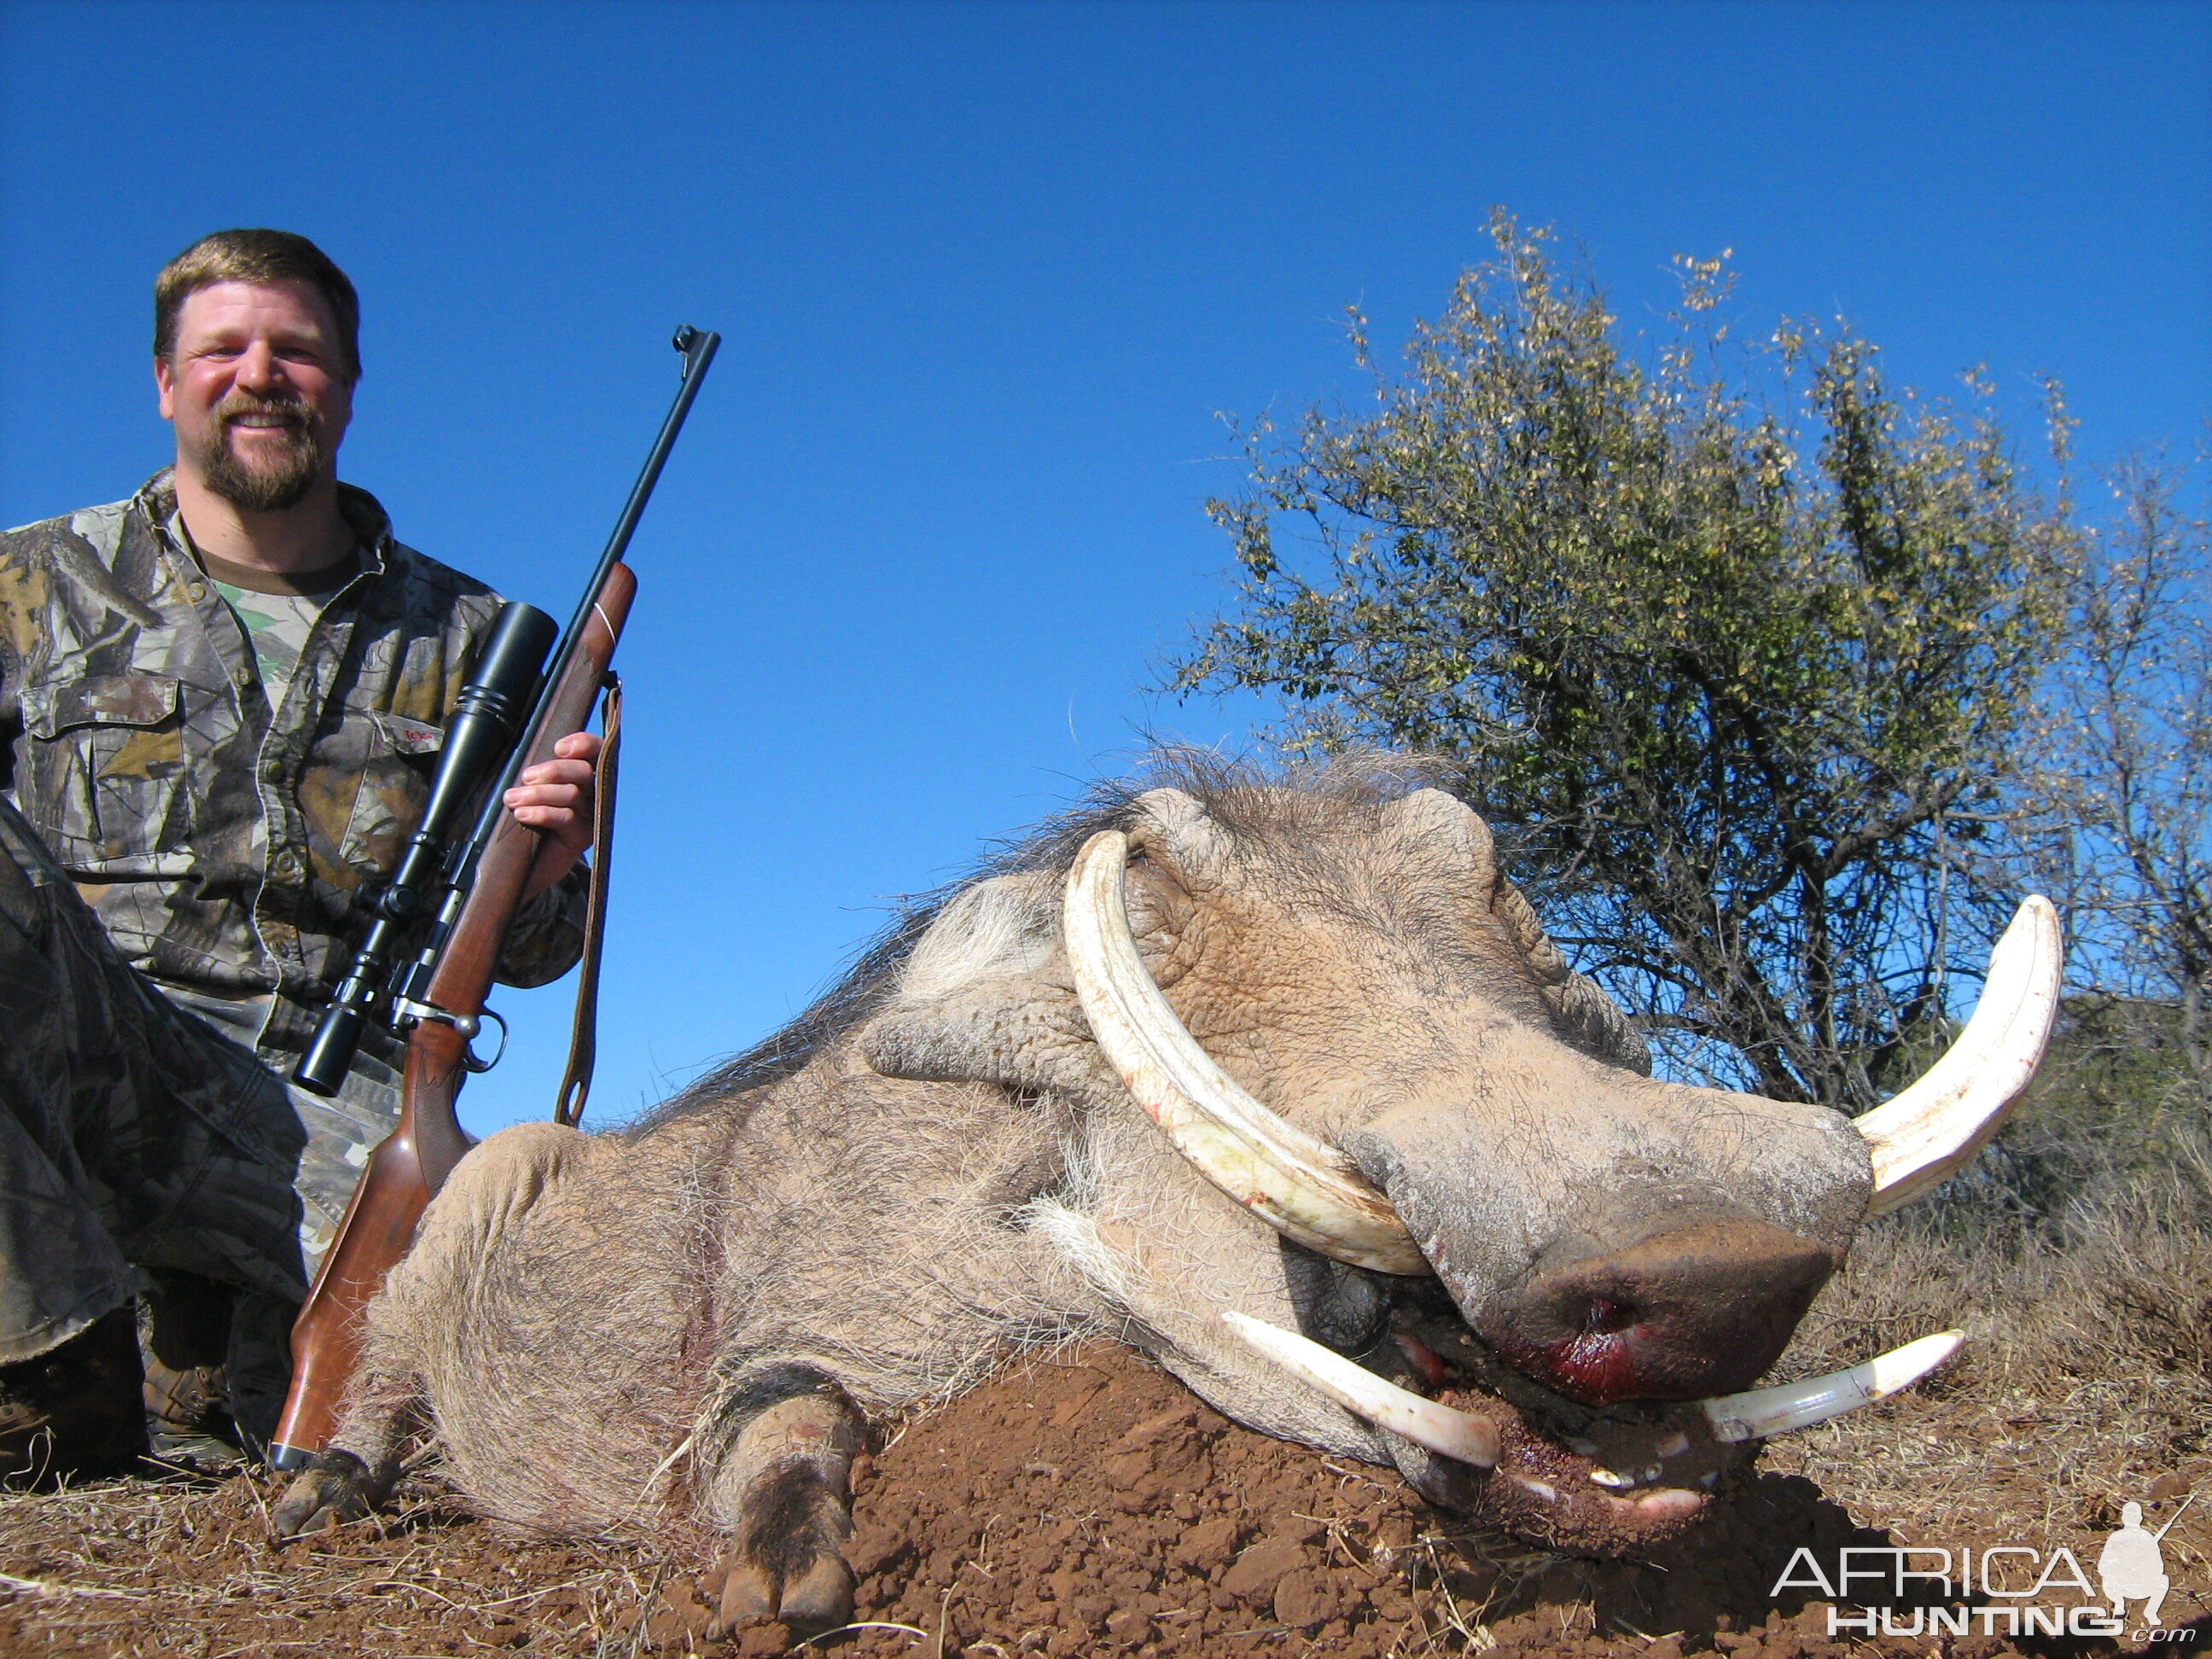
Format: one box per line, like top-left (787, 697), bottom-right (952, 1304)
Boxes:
top-left (2102, 1493), bottom-right (2193, 1626)
top-left (1772, 1488), bottom-right (2198, 1641)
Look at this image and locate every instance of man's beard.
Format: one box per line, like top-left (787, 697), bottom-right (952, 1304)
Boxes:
top-left (190, 391), bottom-right (329, 512)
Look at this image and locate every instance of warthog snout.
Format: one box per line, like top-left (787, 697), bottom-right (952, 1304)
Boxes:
top-left (1487, 1213), bottom-right (1839, 1405)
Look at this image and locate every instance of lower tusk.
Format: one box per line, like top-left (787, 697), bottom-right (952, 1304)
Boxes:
top-left (1222, 1311), bottom-right (1499, 1468)
top-left (1702, 1330), bottom-right (1963, 1443)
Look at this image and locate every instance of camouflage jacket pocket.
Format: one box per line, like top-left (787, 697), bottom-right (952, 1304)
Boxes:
top-left (335, 711), bottom-right (445, 874)
top-left (17, 674), bottom-right (189, 868)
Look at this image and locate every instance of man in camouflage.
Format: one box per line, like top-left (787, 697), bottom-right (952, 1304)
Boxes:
top-left (0, 230), bottom-right (599, 1474)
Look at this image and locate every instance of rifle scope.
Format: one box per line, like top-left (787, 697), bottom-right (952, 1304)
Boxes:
top-left (294, 600), bottom-right (558, 1097)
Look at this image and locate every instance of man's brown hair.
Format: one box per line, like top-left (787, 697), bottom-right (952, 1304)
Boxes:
top-left (154, 229), bottom-right (362, 382)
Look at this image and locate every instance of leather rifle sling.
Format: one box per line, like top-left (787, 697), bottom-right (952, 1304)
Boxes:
top-left (554, 674), bottom-right (622, 1127)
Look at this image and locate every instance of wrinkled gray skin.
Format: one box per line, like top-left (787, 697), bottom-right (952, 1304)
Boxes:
top-left (274, 765), bottom-right (1871, 1632)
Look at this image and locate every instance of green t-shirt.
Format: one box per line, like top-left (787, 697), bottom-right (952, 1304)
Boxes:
top-left (207, 579), bottom-right (343, 709)
top-left (171, 513), bottom-right (358, 709)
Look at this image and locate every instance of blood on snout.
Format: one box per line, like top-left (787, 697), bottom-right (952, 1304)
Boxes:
top-left (1484, 1215), bottom-right (1837, 1406)
top-left (1520, 1324), bottom-right (1659, 1406)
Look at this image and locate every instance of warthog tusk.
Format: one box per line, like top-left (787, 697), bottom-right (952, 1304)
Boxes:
top-left (1701, 1330), bottom-right (1964, 1443)
top-left (1064, 830), bottom-right (1429, 1276)
top-left (1856, 897), bottom-right (2063, 1215)
top-left (1221, 1311), bottom-right (1500, 1466)
top-left (1229, 1312), bottom-right (1958, 1467)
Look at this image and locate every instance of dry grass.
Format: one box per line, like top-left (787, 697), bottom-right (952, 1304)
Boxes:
top-left (0, 1469), bottom-right (682, 1656)
top-left (1761, 1091), bottom-right (2212, 1606)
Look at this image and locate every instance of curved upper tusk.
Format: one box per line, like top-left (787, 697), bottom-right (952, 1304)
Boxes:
top-left (1222, 1311), bottom-right (1499, 1466)
top-left (1063, 830), bottom-right (1430, 1276)
top-left (1856, 897), bottom-right (2063, 1215)
top-left (1702, 1330), bottom-right (1963, 1442)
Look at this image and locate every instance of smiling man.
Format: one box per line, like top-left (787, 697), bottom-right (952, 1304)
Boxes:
top-left (0, 230), bottom-right (597, 1476)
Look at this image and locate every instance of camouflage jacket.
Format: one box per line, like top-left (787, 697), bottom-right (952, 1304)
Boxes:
top-left (0, 471), bottom-right (585, 1056)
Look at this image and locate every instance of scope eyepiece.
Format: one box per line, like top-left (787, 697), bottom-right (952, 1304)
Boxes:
top-left (295, 1002), bottom-right (368, 1097)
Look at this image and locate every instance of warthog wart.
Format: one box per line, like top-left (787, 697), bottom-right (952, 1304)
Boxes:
top-left (273, 753), bottom-right (2059, 1634)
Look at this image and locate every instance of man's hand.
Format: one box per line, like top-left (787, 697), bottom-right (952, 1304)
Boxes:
top-left (504, 731), bottom-right (601, 899)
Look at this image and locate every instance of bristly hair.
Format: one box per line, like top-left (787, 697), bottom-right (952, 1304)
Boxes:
top-left (622, 747), bottom-right (1444, 1137)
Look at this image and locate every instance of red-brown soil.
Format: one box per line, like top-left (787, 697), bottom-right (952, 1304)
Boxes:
top-left (3, 1342), bottom-right (2203, 1656)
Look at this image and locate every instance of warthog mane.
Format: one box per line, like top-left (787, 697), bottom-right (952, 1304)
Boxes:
top-left (626, 748), bottom-right (1454, 1139)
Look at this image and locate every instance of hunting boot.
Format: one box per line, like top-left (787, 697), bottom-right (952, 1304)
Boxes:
top-left (141, 1272), bottom-right (248, 1472)
top-left (0, 1305), bottom-right (146, 1481)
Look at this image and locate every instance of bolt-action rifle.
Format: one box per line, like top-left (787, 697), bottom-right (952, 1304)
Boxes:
top-left (267, 326), bottom-right (719, 1471)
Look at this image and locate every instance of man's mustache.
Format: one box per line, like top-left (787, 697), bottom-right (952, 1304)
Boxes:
top-left (211, 392), bottom-right (312, 434)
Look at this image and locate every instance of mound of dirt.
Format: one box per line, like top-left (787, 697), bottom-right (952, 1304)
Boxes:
top-left (766, 1342), bottom-right (2201, 1656)
top-left (4, 1341), bottom-right (2203, 1656)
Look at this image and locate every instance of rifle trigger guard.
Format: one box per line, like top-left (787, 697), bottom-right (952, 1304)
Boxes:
top-left (462, 1008), bottom-right (509, 1074)
top-left (393, 999), bottom-right (509, 1073)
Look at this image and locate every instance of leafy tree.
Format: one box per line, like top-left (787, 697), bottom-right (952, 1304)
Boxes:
top-left (2017, 457), bottom-right (2210, 1115)
top-left (1170, 215), bottom-right (2078, 1107)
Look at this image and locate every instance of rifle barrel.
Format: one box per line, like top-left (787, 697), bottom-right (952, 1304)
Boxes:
top-left (445, 328), bottom-right (720, 906)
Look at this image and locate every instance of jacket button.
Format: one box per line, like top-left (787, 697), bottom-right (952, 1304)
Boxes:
top-left (262, 759), bottom-right (284, 783)
top-left (186, 583), bottom-right (207, 602)
top-left (232, 666), bottom-right (254, 690)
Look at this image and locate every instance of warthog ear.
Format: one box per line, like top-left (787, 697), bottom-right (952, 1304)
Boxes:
top-left (1491, 876), bottom-right (1651, 1076)
top-left (1382, 788), bottom-right (1501, 882)
top-left (860, 871), bottom-right (1117, 1097)
top-left (1392, 789), bottom-right (1650, 1076)
top-left (1126, 787), bottom-right (1233, 867)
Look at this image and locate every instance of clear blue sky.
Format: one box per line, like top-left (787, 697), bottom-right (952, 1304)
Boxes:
top-left (3, 1), bottom-right (2207, 1134)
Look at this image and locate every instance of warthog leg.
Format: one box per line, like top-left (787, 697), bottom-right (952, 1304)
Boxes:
top-left (267, 1329), bottom-right (416, 1537)
top-left (271, 1121), bottom-right (591, 1541)
top-left (265, 1299), bottom-right (420, 1538)
top-left (698, 1365), bottom-right (865, 1637)
top-left (269, 1447), bottom-right (397, 1534)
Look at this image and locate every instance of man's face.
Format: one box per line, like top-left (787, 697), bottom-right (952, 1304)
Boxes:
top-left (156, 278), bottom-right (353, 514)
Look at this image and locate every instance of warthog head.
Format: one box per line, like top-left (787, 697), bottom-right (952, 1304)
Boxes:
top-left (864, 758), bottom-right (2058, 1554)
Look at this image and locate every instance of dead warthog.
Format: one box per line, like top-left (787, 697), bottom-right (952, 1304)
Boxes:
top-left (274, 756), bottom-right (2058, 1632)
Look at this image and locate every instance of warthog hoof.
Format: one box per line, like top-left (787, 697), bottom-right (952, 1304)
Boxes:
top-left (270, 1449), bottom-right (385, 1538)
top-left (713, 1546), bottom-right (855, 1635)
top-left (707, 1461), bottom-right (858, 1636)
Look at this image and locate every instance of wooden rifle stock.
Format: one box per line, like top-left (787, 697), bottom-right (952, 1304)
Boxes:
top-left (269, 564), bottom-right (637, 1468)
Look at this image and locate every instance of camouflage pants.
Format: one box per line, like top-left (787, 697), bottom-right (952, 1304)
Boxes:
top-left (0, 797), bottom-right (397, 1442)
